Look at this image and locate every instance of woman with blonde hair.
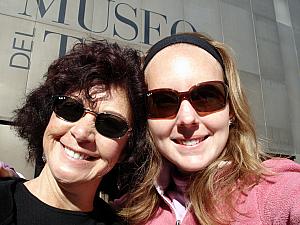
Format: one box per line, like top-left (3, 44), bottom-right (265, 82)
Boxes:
top-left (120, 32), bottom-right (300, 225)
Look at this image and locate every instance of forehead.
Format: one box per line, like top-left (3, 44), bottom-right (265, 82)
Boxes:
top-left (145, 44), bottom-right (224, 91)
top-left (93, 85), bottom-right (129, 106)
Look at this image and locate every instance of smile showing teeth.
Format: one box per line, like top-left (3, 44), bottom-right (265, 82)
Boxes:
top-left (176, 136), bottom-right (207, 146)
top-left (64, 147), bottom-right (88, 160)
top-left (180, 139), bottom-right (200, 146)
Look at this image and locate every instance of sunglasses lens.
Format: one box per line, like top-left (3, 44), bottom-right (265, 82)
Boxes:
top-left (147, 91), bottom-right (179, 118)
top-left (191, 82), bottom-right (227, 113)
top-left (96, 113), bottom-right (129, 138)
top-left (147, 81), bottom-right (228, 119)
top-left (53, 96), bottom-right (129, 139)
top-left (53, 96), bottom-right (84, 122)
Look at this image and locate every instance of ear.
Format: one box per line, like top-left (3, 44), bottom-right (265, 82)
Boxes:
top-left (229, 111), bottom-right (235, 126)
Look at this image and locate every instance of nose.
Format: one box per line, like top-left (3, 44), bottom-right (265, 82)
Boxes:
top-left (175, 100), bottom-right (199, 127)
top-left (69, 113), bottom-right (96, 144)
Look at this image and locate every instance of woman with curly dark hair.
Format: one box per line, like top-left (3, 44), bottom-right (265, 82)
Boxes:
top-left (0, 39), bottom-right (147, 225)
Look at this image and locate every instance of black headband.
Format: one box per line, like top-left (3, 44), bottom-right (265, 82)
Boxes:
top-left (143, 33), bottom-right (224, 71)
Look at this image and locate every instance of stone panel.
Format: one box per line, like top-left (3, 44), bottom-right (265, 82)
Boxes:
top-left (25, 22), bottom-right (90, 92)
top-left (95, 0), bottom-right (143, 44)
top-left (288, 0), bottom-right (300, 31)
top-left (273, 0), bottom-right (292, 26)
top-left (239, 70), bottom-right (266, 139)
top-left (140, 0), bottom-right (184, 45)
top-left (262, 79), bottom-right (294, 154)
top-left (183, 0), bottom-right (223, 41)
top-left (220, 1), bottom-right (260, 75)
top-left (221, 0), bottom-right (251, 12)
top-left (277, 23), bottom-right (300, 155)
top-left (0, 15), bottom-right (35, 120)
top-left (252, 0), bottom-right (276, 20)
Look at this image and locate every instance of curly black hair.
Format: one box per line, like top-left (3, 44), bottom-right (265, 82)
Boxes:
top-left (12, 39), bottom-right (148, 196)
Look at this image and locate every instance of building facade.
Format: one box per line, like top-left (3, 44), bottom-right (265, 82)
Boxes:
top-left (0, 0), bottom-right (299, 178)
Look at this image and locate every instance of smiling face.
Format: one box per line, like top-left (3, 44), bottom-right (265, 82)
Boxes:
top-left (42, 85), bottom-right (132, 185)
top-left (145, 44), bottom-right (230, 173)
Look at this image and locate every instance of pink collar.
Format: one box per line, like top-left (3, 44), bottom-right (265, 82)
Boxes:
top-left (155, 161), bottom-right (190, 206)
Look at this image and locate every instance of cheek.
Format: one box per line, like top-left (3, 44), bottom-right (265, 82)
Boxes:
top-left (148, 120), bottom-right (173, 140)
top-left (204, 111), bottom-right (230, 149)
top-left (95, 136), bottom-right (128, 164)
top-left (46, 113), bottom-right (69, 134)
top-left (205, 106), bottom-right (230, 130)
top-left (206, 116), bottom-right (229, 132)
top-left (43, 114), bottom-right (69, 146)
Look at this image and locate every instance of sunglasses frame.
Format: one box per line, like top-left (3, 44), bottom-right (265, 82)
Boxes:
top-left (146, 80), bottom-right (229, 119)
top-left (52, 95), bottom-right (132, 139)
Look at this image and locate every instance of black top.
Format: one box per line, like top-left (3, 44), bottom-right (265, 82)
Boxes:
top-left (0, 178), bottom-right (123, 225)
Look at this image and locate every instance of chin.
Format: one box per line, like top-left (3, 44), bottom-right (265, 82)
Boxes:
top-left (176, 164), bottom-right (204, 173)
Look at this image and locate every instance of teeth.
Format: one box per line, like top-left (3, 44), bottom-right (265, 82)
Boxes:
top-left (64, 147), bottom-right (88, 160)
top-left (65, 148), bottom-right (74, 157)
top-left (181, 139), bottom-right (200, 146)
top-left (179, 137), bottom-right (205, 146)
top-left (73, 152), bottom-right (80, 159)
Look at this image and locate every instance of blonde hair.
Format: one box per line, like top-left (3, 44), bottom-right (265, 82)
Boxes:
top-left (120, 32), bottom-right (268, 225)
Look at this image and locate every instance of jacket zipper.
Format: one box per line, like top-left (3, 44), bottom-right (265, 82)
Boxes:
top-left (176, 220), bottom-right (181, 225)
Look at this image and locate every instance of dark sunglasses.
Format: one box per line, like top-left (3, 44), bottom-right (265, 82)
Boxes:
top-left (147, 80), bottom-right (229, 119)
top-left (52, 96), bottom-right (131, 139)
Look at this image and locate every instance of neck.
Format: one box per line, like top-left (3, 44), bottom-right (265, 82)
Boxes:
top-left (24, 165), bottom-right (101, 212)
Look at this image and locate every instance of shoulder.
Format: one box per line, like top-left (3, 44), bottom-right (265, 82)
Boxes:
top-left (0, 178), bottom-right (25, 224)
top-left (93, 197), bottom-right (125, 225)
top-left (262, 158), bottom-right (300, 173)
top-left (255, 158), bottom-right (300, 224)
top-left (260, 158), bottom-right (300, 190)
top-left (258, 158), bottom-right (300, 195)
top-left (0, 178), bottom-right (25, 200)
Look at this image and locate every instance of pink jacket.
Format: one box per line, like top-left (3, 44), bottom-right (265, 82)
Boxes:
top-left (145, 159), bottom-right (300, 225)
